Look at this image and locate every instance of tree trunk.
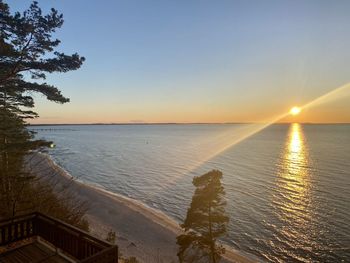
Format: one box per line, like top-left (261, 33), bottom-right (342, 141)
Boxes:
top-left (208, 204), bottom-right (216, 263)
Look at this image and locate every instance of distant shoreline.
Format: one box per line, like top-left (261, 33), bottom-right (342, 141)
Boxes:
top-left (28, 122), bottom-right (350, 126)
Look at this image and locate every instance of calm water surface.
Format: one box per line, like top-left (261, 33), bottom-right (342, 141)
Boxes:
top-left (32, 124), bottom-right (350, 262)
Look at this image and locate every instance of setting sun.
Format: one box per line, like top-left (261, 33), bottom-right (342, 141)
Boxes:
top-left (290, 106), bottom-right (301, 116)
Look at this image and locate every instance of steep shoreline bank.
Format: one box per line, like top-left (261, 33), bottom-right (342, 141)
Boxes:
top-left (27, 152), bottom-right (257, 262)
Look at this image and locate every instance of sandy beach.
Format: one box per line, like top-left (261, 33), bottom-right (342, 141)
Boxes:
top-left (26, 152), bottom-right (257, 263)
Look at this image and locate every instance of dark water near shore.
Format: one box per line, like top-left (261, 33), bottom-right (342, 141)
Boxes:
top-left (32, 124), bottom-right (350, 262)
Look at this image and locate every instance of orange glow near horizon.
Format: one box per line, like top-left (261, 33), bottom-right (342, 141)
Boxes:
top-left (28, 81), bottom-right (350, 125)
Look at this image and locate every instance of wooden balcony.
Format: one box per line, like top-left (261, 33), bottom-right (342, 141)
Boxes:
top-left (0, 212), bottom-right (118, 263)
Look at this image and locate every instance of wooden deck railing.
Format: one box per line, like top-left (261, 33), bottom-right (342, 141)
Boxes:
top-left (0, 213), bottom-right (35, 246)
top-left (0, 212), bottom-right (118, 263)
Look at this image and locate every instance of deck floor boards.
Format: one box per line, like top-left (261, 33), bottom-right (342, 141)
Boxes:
top-left (0, 242), bottom-right (70, 263)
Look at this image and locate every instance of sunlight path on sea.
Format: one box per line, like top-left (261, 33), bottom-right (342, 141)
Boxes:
top-left (274, 123), bottom-right (312, 243)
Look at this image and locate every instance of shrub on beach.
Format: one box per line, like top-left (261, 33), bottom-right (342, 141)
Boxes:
top-left (106, 229), bottom-right (117, 244)
top-left (123, 256), bottom-right (140, 263)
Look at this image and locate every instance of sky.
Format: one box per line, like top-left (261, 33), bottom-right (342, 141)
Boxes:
top-left (7, 0), bottom-right (350, 123)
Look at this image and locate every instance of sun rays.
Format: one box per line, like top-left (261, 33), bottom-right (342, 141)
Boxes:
top-left (151, 82), bottom-right (350, 195)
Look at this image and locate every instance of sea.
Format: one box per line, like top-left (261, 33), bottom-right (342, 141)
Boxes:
top-left (31, 123), bottom-right (350, 262)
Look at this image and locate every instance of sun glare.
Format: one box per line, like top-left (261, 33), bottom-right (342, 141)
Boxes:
top-left (290, 106), bottom-right (301, 116)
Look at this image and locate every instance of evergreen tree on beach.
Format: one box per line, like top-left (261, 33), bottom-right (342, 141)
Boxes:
top-left (0, 0), bottom-right (85, 118)
top-left (177, 170), bottom-right (229, 263)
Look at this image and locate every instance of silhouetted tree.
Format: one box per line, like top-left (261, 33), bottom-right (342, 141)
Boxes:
top-left (0, 0), bottom-right (85, 118)
top-left (0, 1), bottom-right (88, 230)
top-left (0, 105), bottom-right (88, 230)
top-left (177, 170), bottom-right (229, 263)
top-left (0, 108), bottom-right (49, 217)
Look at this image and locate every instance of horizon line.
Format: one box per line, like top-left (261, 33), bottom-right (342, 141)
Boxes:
top-left (27, 122), bottom-right (350, 126)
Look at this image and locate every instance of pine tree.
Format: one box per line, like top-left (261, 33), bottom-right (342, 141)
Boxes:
top-left (0, 0), bottom-right (85, 118)
top-left (177, 170), bottom-right (229, 262)
top-left (0, 108), bottom-right (49, 217)
top-left (0, 1), bottom-right (88, 229)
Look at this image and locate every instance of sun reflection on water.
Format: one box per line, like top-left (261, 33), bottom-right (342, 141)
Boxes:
top-left (275, 123), bottom-right (312, 227)
top-left (285, 123), bottom-right (308, 186)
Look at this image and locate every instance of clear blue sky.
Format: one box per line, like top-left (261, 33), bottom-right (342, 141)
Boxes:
top-left (7, 0), bottom-right (350, 123)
